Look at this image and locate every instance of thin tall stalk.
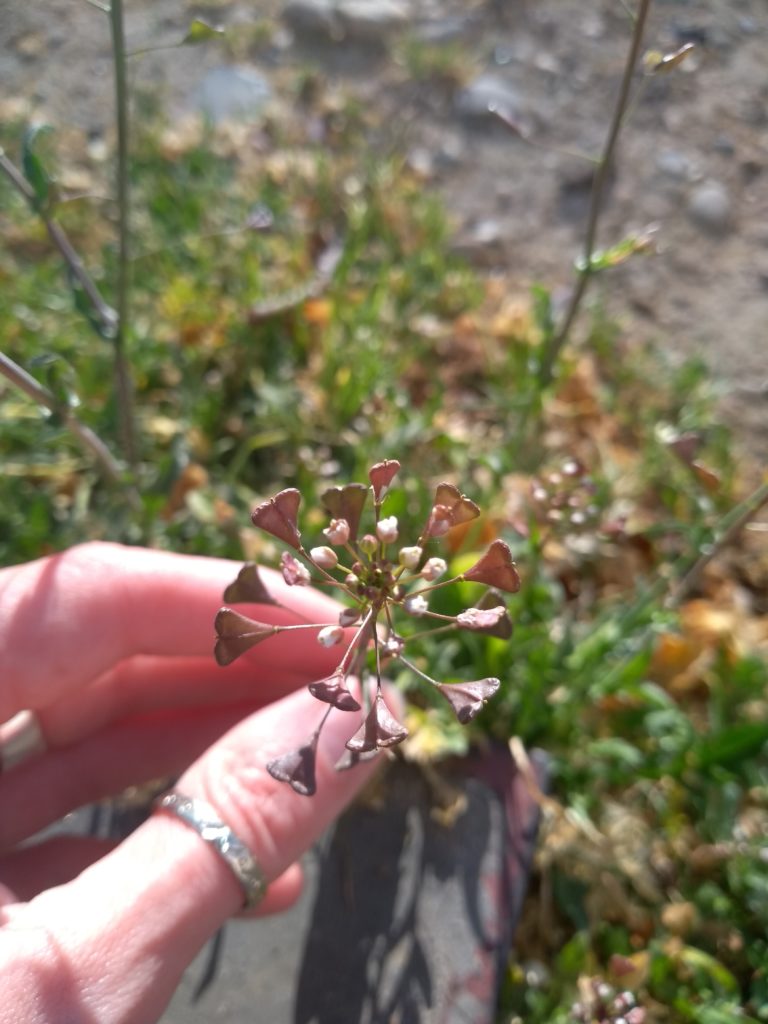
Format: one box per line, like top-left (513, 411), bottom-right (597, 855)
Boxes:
top-left (538, 0), bottom-right (652, 387)
top-left (108, 0), bottom-right (139, 469)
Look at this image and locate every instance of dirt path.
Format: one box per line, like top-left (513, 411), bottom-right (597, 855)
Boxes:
top-left (2, 0), bottom-right (766, 458)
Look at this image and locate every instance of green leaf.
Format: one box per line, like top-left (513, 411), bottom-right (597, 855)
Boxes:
top-left (678, 946), bottom-right (738, 996)
top-left (68, 269), bottom-right (118, 341)
top-left (181, 18), bottom-right (225, 45)
top-left (586, 737), bottom-right (644, 769)
top-left (694, 722), bottom-right (768, 770)
top-left (21, 124), bottom-right (55, 212)
top-left (579, 230), bottom-right (656, 273)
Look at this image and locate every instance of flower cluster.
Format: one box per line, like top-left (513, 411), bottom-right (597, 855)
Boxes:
top-left (571, 978), bottom-right (646, 1024)
top-left (214, 461), bottom-right (520, 796)
top-left (530, 459), bottom-right (601, 533)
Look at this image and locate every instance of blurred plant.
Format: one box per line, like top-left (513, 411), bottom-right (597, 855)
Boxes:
top-left (214, 460), bottom-right (521, 794)
top-left (571, 977), bottom-right (646, 1024)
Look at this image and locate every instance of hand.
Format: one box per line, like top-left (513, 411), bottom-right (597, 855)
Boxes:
top-left (0, 542), bottom-right (381, 1024)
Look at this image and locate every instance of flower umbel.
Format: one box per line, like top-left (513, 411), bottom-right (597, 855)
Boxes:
top-left (214, 461), bottom-right (521, 795)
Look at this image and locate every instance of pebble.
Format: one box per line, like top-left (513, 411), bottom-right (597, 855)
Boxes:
top-left (656, 148), bottom-right (699, 181)
top-left (337, 1), bottom-right (411, 41)
top-left (451, 218), bottom-right (505, 266)
top-left (687, 180), bottom-right (733, 235)
top-left (193, 67), bottom-right (272, 123)
top-left (415, 16), bottom-right (473, 45)
top-left (283, 0), bottom-right (410, 43)
top-left (455, 73), bottom-right (524, 124)
top-left (282, 0), bottom-right (337, 36)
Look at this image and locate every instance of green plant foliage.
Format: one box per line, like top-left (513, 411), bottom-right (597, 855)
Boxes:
top-left (0, 81), bottom-right (765, 1022)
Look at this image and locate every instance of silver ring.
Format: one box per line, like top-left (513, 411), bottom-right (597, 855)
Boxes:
top-left (154, 792), bottom-right (267, 909)
top-left (0, 711), bottom-right (46, 773)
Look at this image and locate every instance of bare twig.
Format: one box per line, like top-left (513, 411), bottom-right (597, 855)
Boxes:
top-left (0, 149), bottom-right (118, 336)
top-left (666, 480), bottom-right (768, 607)
top-left (248, 242), bottom-right (343, 324)
top-left (0, 351), bottom-right (122, 482)
top-left (109, 0), bottom-right (139, 469)
top-left (538, 0), bottom-right (652, 387)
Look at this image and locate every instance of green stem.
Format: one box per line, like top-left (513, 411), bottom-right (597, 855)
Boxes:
top-left (666, 480), bottom-right (768, 608)
top-left (0, 350), bottom-right (122, 483)
top-left (538, 0), bottom-right (652, 388)
top-left (108, 0), bottom-right (138, 469)
top-left (0, 149), bottom-right (118, 336)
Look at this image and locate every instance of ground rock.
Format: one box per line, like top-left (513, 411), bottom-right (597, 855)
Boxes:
top-left (656, 148), bottom-right (700, 182)
top-left (283, 0), bottom-right (410, 44)
top-left (455, 73), bottom-right (524, 125)
top-left (337, 0), bottom-right (411, 41)
top-left (193, 66), bottom-right (271, 123)
top-left (687, 180), bottom-right (733, 235)
top-left (282, 0), bottom-right (338, 38)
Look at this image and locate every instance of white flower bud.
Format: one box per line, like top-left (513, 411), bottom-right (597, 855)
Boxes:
top-left (404, 594), bottom-right (428, 617)
top-left (398, 545), bottom-right (422, 570)
top-left (359, 534), bottom-right (378, 556)
top-left (310, 545), bottom-right (339, 570)
top-left (317, 625), bottom-right (344, 647)
top-left (323, 518), bottom-right (350, 545)
top-left (376, 516), bottom-right (399, 544)
top-left (421, 557), bottom-right (447, 581)
top-left (383, 634), bottom-right (404, 657)
top-left (428, 515), bottom-right (451, 538)
top-left (339, 607), bottom-right (360, 627)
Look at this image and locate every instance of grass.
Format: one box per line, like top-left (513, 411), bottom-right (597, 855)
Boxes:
top-left (1, 66), bottom-right (766, 1024)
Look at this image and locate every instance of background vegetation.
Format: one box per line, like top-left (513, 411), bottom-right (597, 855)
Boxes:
top-left (1, 7), bottom-right (766, 1020)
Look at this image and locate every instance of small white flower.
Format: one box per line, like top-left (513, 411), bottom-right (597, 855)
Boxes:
top-left (310, 545), bottom-right (339, 570)
top-left (281, 551), bottom-right (311, 586)
top-left (323, 518), bottom-right (350, 545)
top-left (421, 557), bottom-right (447, 582)
top-left (317, 625), bottom-right (344, 647)
top-left (404, 594), bottom-right (428, 617)
top-left (376, 516), bottom-right (399, 544)
top-left (398, 545), bottom-right (422, 570)
top-left (383, 634), bottom-right (404, 657)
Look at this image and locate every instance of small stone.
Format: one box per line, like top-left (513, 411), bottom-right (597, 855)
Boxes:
top-left (451, 219), bottom-right (505, 266)
top-left (455, 74), bottom-right (524, 125)
top-left (687, 180), bottom-right (733, 235)
top-left (282, 0), bottom-right (338, 38)
top-left (193, 66), bottom-right (271, 123)
top-left (656, 148), bottom-right (698, 182)
top-left (713, 135), bottom-right (735, 157)
top-left (416, 16), bottom-right (473, 45)
top-left (337, 0), bottom-right (411, 42)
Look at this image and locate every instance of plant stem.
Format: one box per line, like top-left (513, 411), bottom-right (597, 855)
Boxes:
top-left (0, 350), bottom-right (122, 483)
top-left (108, 0), bottom-right (139, 469)
top-left (538, 0), bottom-right (652, 387)
top-left (666, 480), bottom-right (768, 607)
top-left (0, 149), bottom-right (118, 336)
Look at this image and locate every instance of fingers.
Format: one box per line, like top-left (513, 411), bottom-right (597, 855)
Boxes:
top-left (0, 837), bottom-right (303, 915)
top-left (0, 702), bottom-right (266, 849)
top-left (36, 656), bottom-right (310, 747)
top-left (0, 686), bottom-right (380, 1024)
top-left (0, 837), bottom-right (117, 902)
top-left (0, 542), bottom-right (345, 722)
